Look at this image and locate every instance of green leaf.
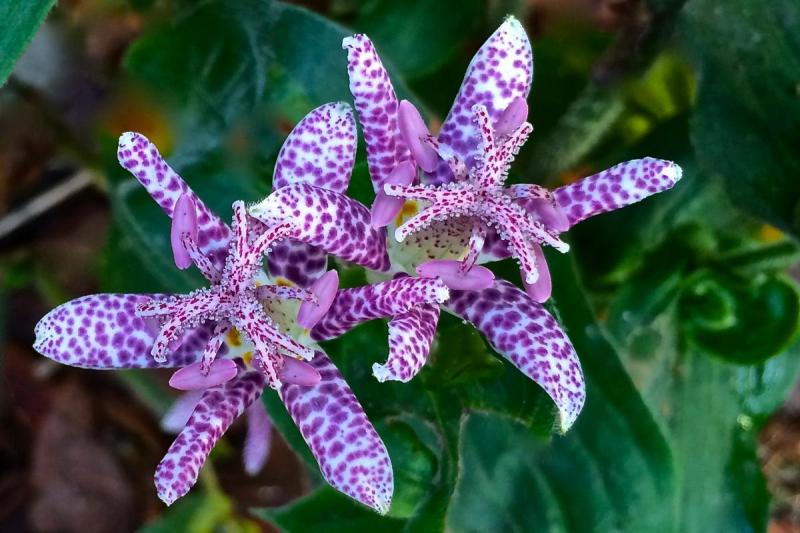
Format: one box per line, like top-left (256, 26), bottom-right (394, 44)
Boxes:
top-left (255, 486), bottom-right (406, 532)
top-left (0, 0), bottom-right (55, 86)
top-left (139, 490), bottom-right (231, 533)
top-left (352, 0), bottom-right (482, 79)
top-left (683, 0), bottom-right (800, 236)
top-left (679, 270), bottom-right (800, 364)
top-left (448, 253), bottom-right (675, 532)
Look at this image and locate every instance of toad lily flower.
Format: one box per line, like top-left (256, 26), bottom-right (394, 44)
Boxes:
top-left (339, 17), bottom-right (680, 432)
top-left (347, 16), bottom-right (682, 304)
top-left (33, 102), bottom-right (397, 513)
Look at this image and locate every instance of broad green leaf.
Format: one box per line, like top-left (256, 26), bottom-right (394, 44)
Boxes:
top-left (351, 0), bottom-right (482, 79)
top-left (448, 252), bottom-right (675, 532)
top-left (139, 491), bottom-right (232, 533)
top-left (256, 486), bottom-right (406, 532)
top-left (0, 0), bottom-right (55, 86)
top-left (679, 270), bottom-right (800, 364)
top-left (683, 0), bottom-right (800, 237)
top-left (606, 234), bottom-right (800, 531)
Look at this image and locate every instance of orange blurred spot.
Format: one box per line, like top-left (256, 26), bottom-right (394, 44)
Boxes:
top-left (226, 328), bottom-right (242, 347)
top-left (758, 224), bottom-right (785, 243)
top-left (275, 277), bottom-right (296, 287)
top-left (556, 165), bottom-right (592, 186)
top-left (98, 88), bottom-right (173, 153)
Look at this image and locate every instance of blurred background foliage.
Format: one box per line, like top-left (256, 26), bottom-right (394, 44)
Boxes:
top-left (2, 0), bottom-right (800, 531)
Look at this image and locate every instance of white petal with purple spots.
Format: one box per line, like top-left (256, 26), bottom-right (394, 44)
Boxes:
top-left (33, 293), bottom-right (208, 369)
top-left (155, 371), bottom-right (267, 505)
top-left (343, 34), bottom-right (410, 192)
top-left (428, 16), bottom-right (533, 184)
top-left (273, 102), bottom-right (357, 193)
top-left (553, 158), bottom-right (682, 227)
top-left (279, 351), bottom-right (393, 514)
top-left (117, 132), bottom-right (231, 269)
top-left (446, 280), bottom-right (585, 431)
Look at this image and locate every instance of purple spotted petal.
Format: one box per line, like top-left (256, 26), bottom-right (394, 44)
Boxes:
top-left (33, 293), bottom-right (208, 369)
top-left (553, 158), bottom-right (682, 227)
top-left (267, 103), bottom-right (359, 286)
top-left (372, 304), bottom-right (440, 383)
top-left (279, 351), bottom-right (393, 514)
top-left (243, 400), bottom-right (272, 475)
top-left (445, 280), bottom-right (584, 431)
top-left (249, 184), bottom-right (390, 272)
top-left (155, 371), bottom-right (267, 505)
top-left (523, 243), bottom-right (552, 303)
top-left (267, 240), bottom-right (328, 288)
top-left (343, 34), bottom-right (410, 192)
top-left (117, 132), bottom-right (230, 269)
top-left (273, 102), bottom-right (357, 193)
top-left (428, 16), bottom-right (533, 185)
top-left (311, 276), bottom-right (450, 341)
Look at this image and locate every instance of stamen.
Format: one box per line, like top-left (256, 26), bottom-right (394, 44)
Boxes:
top-left (417, 259), bottom-right (494, 291)
top-left (170, 194), bottom-right (198, 270)
top-left (398, 100), bottom-right (439, 172)
top-left (494, 96), bottom-right (528, 138)
top-left (279, 356), bottom-right (322, 386)
top-left (297, 270), bottom-right (339, 329)
top-left (169, 359), bottom-right (238, 390)
top-left (523, 243), bottom-right (552, 303)
top-left (371, 161), bottom-right (416, 228)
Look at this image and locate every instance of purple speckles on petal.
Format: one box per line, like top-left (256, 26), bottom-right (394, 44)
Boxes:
top-left (117, 132), bottom-right (231, 270)
top-left (33, 293), bottom-right (207, 369)
top-left (273, 102), bottom-right (357, 194)
top-left (428, 16), bottom-right (533, 185)
top-left (279, 352), bottom-right (393, 514)
top-left (311, 276), bottom-right (449, 341)
top-left (446, 280), bottom-right (584, 431)
top-left (250, 184), bottom-right (390, 272)
top-left (373, 304), bottom-right (440, 383)
top-left (155, 371), bottom-right (266, 505)
top-left (343, 34), bottom-right (410, 192)
top-left (553, 158), bottom-right (683, 227)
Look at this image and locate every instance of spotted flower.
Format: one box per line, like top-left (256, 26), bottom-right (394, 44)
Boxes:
top-left (348, 16), bottom-right (681, 303)
top-left (328, 17), bottom-right (680, 432)
top-left (33, 103), bottom-right (401, 513)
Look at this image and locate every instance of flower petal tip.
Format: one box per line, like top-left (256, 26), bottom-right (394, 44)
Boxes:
top-left (371, 363), bottom-right (392, 383)
top-left (664, 160), bottom-right (683, 185)
top-left (371, 492), bottom-right (392, 515)
top-left (500, 14), bottom-right (526, 38)
top-left (556, 402), bottom-right (582, 434)
top-left (156, 485), bottom-right (179, 507)
top-left (341, 34), bottom-right (361, 51)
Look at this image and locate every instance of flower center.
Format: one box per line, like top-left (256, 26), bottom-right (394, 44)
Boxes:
top-left (384, 103), bottom-right (569, 284)
top-left (136, 201), bottom-right (316, 389)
